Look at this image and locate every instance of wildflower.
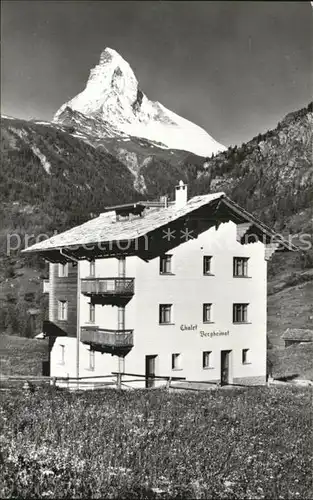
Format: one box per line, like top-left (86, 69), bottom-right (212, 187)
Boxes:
top-left (151, 487), bottom-right (166, 494)
top-left (224, 480), bottom-right (235, 488)
top-left (42, 470), bottom-right (54, 476)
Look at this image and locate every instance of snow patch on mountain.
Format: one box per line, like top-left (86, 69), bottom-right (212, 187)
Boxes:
top-left (30, 145), bottom-right (51, 174)
top-left (54, 48), bottom-right (225, 157)
top-left (9, 126), bottom-right (29, 143)
top-left (115, 148), bottom-right (147, 193)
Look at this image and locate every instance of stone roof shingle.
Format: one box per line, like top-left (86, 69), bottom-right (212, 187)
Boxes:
top-left (22, 192), bottom-right (298, 256)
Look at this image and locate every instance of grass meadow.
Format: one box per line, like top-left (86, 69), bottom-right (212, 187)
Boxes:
top-left (0, 386), bottom-right (312, 499)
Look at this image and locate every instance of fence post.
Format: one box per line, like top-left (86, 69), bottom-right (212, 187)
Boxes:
top-left (116, 372), bottom-right (122, 390)
top-left (23, 381), bottom-right (32, 394)
top-left (166, 377), bottom-right (172, 392)
top-left (52, 377), bottom-right (56, 388)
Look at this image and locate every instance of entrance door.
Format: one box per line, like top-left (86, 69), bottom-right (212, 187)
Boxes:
top-left (145, 355), bottom-right (157, 388)
top-left (221, 350), bottom-right (232, 386)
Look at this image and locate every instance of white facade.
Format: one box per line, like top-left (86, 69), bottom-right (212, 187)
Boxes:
top-left (50, 219), bottom-right (267, 387)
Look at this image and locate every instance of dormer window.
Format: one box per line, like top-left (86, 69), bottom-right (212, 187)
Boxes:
top-left (104, 202), bottom-right (146, 222)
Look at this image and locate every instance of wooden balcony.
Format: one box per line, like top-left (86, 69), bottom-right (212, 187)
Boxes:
top-left (81, 326), bottom-right (134, 355)
top-left (81, 278), bottom-right (135, 305)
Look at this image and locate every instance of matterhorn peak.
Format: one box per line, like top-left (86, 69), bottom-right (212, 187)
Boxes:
top-left (99, 47), bottom-right (125, 64)
top-left (54, 48), bottom-right (225, 156)
top-left (95, 47), bottom-right (137, 86)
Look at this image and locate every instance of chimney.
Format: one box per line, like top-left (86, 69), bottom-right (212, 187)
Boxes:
top-left (160, 195), bottom-right (168, 208)
top-left (175, 180), bottom-right (188, 209)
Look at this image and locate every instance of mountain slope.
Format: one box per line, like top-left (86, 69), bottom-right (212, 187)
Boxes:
top-left (191, 103), bottom-right (313, 231)
top-left (53, 47), bottom-right (225, 157)
top-left (48, 106), bottom-right (204, 192)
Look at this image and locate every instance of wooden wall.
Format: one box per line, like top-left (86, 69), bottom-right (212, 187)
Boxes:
top-left (49, 263), bottom-right (78, 337)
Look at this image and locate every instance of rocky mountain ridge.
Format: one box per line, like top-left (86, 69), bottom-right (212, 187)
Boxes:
top-left (53, 48), bottom-right (225, 157)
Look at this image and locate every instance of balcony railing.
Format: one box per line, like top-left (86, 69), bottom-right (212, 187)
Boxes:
top-left (81, 278), bottom-right (135, 297)
top-left (81, 326), bottom-right (134, 350)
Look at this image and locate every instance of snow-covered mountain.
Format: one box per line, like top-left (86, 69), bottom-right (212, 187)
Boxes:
top-left (53, 48), bottom-right (225, 157)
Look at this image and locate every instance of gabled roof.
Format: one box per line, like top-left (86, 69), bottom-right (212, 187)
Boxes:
top-left (23, 192), bottom-right (224, 253)
top-left (22, 192), bottom-right (297, 261)
top-left (281, 328), bottom-right (313, 342)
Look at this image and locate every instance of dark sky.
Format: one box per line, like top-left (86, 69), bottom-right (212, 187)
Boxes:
top-left (1, 1), bottom-right (312, 147)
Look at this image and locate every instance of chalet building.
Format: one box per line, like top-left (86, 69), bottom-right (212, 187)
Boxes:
top-left (24, 182), bottom-right (296, 387)
top-left (281, 328), bottom-right (313, 348)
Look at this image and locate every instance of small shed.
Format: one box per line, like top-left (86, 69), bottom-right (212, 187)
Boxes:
top-left (281, 328), bottom-right (313, 348)
top-left (267, 343), bottom-right (313, 381)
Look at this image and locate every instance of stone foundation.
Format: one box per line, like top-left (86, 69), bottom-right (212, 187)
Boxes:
top-left (232, 376), bottom-right (266, 386)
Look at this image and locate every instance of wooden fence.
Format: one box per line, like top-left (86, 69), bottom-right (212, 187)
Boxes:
top-left (1, 372), bottom-right (269, 392)
top-left (0, 372), bottom-right (188, 392)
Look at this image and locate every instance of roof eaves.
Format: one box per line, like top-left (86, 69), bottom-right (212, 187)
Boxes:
top-left (222, 196), bottom-right (299, 252)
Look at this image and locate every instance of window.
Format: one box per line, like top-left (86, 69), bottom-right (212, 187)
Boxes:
top-left (89, 349), bottom-right (95, 371)
top-left (159, 304), bottom-right (173, 324)
top-left (203, 256), bottom-right (212, 275)
top-left (58, 263), bottom-right (68, 277)
top-left (203, 303), bottom-right (212, 323)
top-left (202, 351), bottom-right (212, 369)
top-left (242, 349), bottom-right (250, 364)
top-left (233, 303), bottom-right (249, 323)
top-left (160, 255), bottom-right (172, 274)
top-left (59, 344), bottom-right (65, 365)
top-left (89, 303), bottom-right (95, 323)
top-left (58, 300), bottom-right (68, 321)
top-left (233, 257), bottom-right (249, 277)
top-left (89, 260), bottom-right (95, 277)
top-left (172, 353), bottom-right (181, 370)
